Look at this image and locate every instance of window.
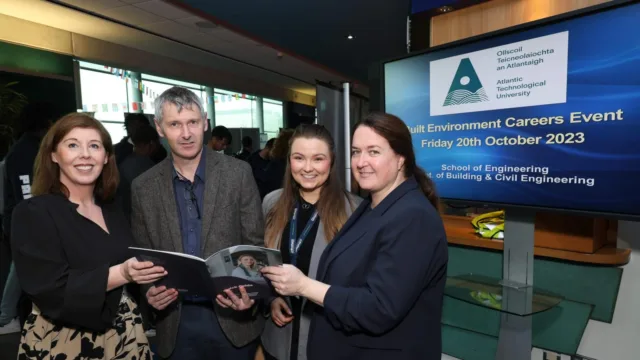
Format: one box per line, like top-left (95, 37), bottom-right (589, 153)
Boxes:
top-left (78, 61), bottom-right (130, 142)
top-left (263, 98), bottom-right (283, 140)
top-left (214, 89), bottom-right (255, 129)
top-left (76, 61), bottom-right (286, 147)
top-left (101, 122), bottom-right (128, 144)
top-left (141, 74), bottom-right (206, 117)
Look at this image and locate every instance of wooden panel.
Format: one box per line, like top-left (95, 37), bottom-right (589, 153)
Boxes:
top-left (443, 215), bottom-right (630, 265)
top-left (534, 212), bottom-right (608, 253)
top-left (431, 0), bottom-right (612, 46)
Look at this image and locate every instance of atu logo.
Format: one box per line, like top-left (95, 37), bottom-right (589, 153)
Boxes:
top-left (443, 58), bottom-right (489, 107)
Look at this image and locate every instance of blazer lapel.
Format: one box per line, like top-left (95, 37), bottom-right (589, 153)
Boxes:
top-left (317, 198), bottom-right (371, 281)
top-left (201, 149), bottom-right (221, 254)
top-left (157, 159), bottom-right (183, 253)
top-left (303, 195), bottom-right (356, 308)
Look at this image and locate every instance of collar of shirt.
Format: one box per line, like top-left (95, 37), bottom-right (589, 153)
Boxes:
top-left (172, 147), bottom-right (207, 184)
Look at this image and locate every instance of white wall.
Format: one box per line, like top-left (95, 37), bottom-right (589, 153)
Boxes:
top-left (577, 220), bottom-right (640, 360)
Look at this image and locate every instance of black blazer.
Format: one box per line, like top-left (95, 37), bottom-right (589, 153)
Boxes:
top-left (308, 177), bottom-right (448, 360)
top-left (11, 194), bottom-right (133, 331)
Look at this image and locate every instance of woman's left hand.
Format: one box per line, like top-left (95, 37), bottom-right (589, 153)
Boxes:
top-left (261, 264), bottom-right (309, 297)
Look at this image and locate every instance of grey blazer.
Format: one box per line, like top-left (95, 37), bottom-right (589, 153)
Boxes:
top-left (130, 148), bottom-right (265, 359)
top-left (260, 189), bottom-right (362, 360)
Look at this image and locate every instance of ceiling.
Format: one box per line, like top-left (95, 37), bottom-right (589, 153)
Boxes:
top-left (167, 0), bottom-right (413, 84)
top-left (49, 0), bottom-right (369, 97)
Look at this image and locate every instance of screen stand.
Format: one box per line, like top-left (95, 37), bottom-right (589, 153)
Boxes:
top-left (495, 207), bottom-right (535, 360)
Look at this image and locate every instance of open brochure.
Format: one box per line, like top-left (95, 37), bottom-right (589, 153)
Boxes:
top-left (128, 245), bottom-right (282, 300)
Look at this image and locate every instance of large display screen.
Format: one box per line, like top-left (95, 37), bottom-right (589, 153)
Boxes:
top-left (384, 1), bottom-right (640, 217)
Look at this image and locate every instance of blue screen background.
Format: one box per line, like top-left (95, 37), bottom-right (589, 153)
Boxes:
top-left (384, 3), bottom-right (640, 216)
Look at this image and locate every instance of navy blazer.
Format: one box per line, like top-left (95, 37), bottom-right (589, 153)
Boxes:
top-left (307, 177), bottom-right (448, 360)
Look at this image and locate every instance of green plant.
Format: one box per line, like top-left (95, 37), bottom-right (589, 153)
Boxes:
top-left (0, 81), bottom-right (28, 156)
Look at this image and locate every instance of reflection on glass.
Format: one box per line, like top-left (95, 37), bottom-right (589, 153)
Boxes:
top-left (444, 274), bottom-right (563, 316)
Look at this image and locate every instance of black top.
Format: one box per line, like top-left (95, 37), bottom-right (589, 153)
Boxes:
top-left (10, 194), bottom-right (134, 332)
top-left (280, 196), bottom-right (319, 360)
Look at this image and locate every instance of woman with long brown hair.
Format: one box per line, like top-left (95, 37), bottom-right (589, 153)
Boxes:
top-left (260, 124), bottom-right (361, 360)
top-left (262, 113), bottom-right (448, 360)
top-left (10, 113), bottom-right (166, 360)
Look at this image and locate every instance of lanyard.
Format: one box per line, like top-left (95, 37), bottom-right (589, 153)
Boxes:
top-left (289, 204), bottom-right (319, 266)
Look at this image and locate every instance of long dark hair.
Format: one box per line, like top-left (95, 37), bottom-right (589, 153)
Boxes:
top-left (354, 112), bottom-right (440, 210)
top-left (265, 124), bottom-right (352, 248)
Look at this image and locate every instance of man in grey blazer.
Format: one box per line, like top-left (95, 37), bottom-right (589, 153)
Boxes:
top-left (131, 86), bottom-right (265, 360)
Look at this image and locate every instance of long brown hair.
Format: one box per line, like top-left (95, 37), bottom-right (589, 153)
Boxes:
top-left (265, 124), bottom-right (351, 248)
top-left (355, 112), bottom-right (440, 209)
top-left (32, 112), bottom-right (119, 202)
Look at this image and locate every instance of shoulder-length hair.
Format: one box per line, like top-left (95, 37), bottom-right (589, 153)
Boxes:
top-left (265, 124), bottom-right (352, 248)
top-left (32, 112), bottom-right (119, 202)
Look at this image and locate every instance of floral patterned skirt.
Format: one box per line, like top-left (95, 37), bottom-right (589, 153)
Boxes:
top-left (17, 290), bottom-right (152, 360)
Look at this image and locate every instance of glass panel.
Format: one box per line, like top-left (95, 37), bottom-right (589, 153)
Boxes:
top-left (263, 98), bottom-right (283, 140)
top-left (79, 68), bottom-right (129, 142)
top-left (444, 273), bottom-right (563, 316)
top-left (78, 60), bottom-right (112, 72)
top-left (141, 74), bottom-right (202, 89)
top-left (139, 76), bottom-right (206, 116)
top-left (141, 80), bottom-right (173, 115)
top-left (101, 122), bottom-right (128, 145)
top-left (215, 93), bottom-right (255, 129)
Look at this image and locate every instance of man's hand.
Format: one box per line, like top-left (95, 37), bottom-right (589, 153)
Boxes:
top-left (146, 285), bottom-right (178, 311)
top-left (216, 286), bottom-right (255, 311)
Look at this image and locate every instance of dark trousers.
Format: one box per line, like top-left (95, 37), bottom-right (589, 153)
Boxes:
top-left (167, 302), bottom-right (258, 360)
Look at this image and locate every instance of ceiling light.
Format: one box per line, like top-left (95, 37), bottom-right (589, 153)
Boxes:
top-left (439, 6), bottom-right (454, 13)
top-left (347, 34), bottom-right (354, 40)
top-left (195, 20), bottom-right (217, 29)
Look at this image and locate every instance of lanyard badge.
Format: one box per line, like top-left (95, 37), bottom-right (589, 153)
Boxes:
top-left (289, 204), bottom-right (319, 266)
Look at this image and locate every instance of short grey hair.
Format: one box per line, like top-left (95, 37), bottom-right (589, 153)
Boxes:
top-left (154, 86), bottom-right (206, 122)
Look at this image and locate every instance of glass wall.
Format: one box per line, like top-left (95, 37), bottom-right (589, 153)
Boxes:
top-left (214, 89), bottom-right (255, 129)
top-left (76, 60), bottom-right (286, 146)
top-left (78, 62), bottom-right (131, 143)
top-left (141, 74), bottom-right (206, 116)
top-left (263, 98), bottom-right (284, 140)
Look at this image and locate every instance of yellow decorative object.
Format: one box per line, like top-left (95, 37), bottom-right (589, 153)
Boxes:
top-left (471, 210), bottom-right (505, 239)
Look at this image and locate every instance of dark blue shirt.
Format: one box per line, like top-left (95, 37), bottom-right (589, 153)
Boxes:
top-left (172, 149), bottom-right (206, 258)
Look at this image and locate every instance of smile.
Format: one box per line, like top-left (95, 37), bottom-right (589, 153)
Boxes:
top-left (301, 174), bottom-right (317, 179)
top-left (75, 165), bottom-right (94, 172)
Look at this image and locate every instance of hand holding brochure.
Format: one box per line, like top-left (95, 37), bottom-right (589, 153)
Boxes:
top-left (128, 245), bottom-right (282, 300)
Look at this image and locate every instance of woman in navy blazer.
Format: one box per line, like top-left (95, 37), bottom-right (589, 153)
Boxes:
top-left (262, 112), bottom-right (448, 360)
